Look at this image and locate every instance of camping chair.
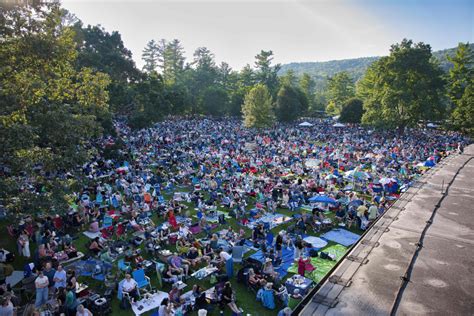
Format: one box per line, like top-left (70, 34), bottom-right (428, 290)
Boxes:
top-left (157, 196), bottom-right (165, 205)
top-left (232, 246), bottom-right (244, 264)
top-left (102, 216), bottom-right (113, 229)
top-left (117, 259), bottom-right (131, 274)
top-left (115, 223), bottom-right (126, 239)
top-left (132, 269), bottom-right (152, 293)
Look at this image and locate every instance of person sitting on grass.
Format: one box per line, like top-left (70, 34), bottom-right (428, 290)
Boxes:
top-left (168, 283), bottom-right (185, 306)
top-left (88, 237), bottom-right (103, 256)
top-left (257, 282), bottom-right (276, 310)
top-left (248, 268), bottom-right (266, 287)
top-left (76, 304), bottom-right (93, 316)
top-left (186, 247), bottom-right (208, 267)
top-left (169, 253), bottom-right (190, 278)
top-left (263, 258), bottom-right (279, 281)
top-left (163, 265), bottom-right (180, 283)
top-left (220, 281), bottom-right (242, 315)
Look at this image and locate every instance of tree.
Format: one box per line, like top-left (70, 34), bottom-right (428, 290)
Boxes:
top-left (359, 39), bottom-right (446, 131)
top-left (280, 69), bottom-right (298, 87)
top-left (73, 22), bottom-right (140, 116)
top-left (142, 39), bottom-right (160, 73)
top-left (339, 98), bottom-right (364, 123)
top-left (200, 86), bottom-right (228, 116)
top-left (129, 72), bottom-right (169, 129)
top-left (162, 39), bottom-right (186, 84)
top-left (326, 71), bottom-right (355, 115)
top-left (300, 73), bottom-right (316, 99)
top-left (254, 50), bottom-right (281, 95)
top-left (242, 84), bottom-right (275, 128)
top-left (447, 42), bottom-right (473, 112)
top-left (0, 3), bottom-right (110, 213)
top-left (275, 85), bottom-right (308, 122)
top-left (239, 64), bottom-right (255, 87)
top-left (451, 79), bottom-right (474, 135)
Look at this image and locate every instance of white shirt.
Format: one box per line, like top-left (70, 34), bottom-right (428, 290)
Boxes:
top-left (122, 278), bottom-right (138, 292)
top-left (220, 251), bottom-right (232, 261)
top-left (35, 275), bottom-right (49, 289)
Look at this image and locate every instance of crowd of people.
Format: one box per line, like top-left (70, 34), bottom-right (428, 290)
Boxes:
top-left (0, 117), bottom-right (468, 316)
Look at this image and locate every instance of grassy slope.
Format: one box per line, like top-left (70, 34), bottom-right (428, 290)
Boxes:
top-left (1, 189), bottom-right (362, 316)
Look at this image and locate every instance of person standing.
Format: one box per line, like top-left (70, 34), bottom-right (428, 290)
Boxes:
top-left (0, 294), bottom-right (14, 316)
top-left (53, 265), bottom-right (67, 289)
top-left (34, 270), bottom-right (49, 307)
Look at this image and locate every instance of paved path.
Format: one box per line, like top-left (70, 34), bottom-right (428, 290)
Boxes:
top-left (299, 145), bottom-right (474, 316)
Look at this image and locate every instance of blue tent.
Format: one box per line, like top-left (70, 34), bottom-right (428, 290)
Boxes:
top-left (308, 195), bottom-right (337, 204)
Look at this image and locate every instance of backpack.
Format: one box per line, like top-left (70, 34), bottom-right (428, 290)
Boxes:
top-left (309, 249), bottom-right (319, 257)
top-left (320, 252), bottom-right (332, 260)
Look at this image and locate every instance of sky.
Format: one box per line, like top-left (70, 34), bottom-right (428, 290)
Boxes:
top-left (61, 0), bottom-right (474, 71)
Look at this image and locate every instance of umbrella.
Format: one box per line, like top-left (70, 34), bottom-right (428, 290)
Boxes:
top-left (333, 123), bottom-right (345, 128)
top-left (298, 121), bottom-right (313, 127)
top-left (344, 169), bottom-right (370, 180)
top-left (308, 195), bottom-right (337, 204)
top-left (325, 174), bottom-right (338, 180)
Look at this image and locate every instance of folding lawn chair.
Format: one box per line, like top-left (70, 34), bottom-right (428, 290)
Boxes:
top-left (132, 269), bottom-right (152, 293)
top-left (232, 246), bottom-right (244, 264)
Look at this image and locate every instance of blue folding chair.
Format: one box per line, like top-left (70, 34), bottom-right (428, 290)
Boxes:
top-left (102, 216), bottom-right (113, 229)
top-left (157, 196), bottom-right (165, 205)
top-left (132, 269), bottom-right (152, 292)
top-left (232, 246), bottom-right (244, 264)
top-left (117, 259), bottom-right (131, 274)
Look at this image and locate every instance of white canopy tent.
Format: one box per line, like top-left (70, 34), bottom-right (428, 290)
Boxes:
top-left (333, 123), bottom-right (346, 128)
top-left (298, 121), bottom-right (314, 127)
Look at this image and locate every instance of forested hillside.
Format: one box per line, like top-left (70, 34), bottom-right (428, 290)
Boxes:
top-left (279, 43), bottom-right (474, 88)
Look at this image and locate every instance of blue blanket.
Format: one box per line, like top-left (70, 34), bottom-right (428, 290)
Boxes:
top-left (321, 229), bottom-right (360, 247)
top-left (250, 247), bottom-right (294, 278)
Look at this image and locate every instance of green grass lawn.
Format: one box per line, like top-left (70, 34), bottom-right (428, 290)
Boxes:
top-left (1, 189), bottom-right (362, 316)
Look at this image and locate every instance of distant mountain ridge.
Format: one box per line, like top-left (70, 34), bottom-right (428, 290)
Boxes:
top-left (279, 43), bottom-right (473, 91)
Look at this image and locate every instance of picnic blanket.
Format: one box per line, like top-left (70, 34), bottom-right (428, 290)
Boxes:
top-left (250, 247), bottom-right (294, 278)
top-left (245, 213), bottom-right (292, 230)
top-left (287, 244), bottom-right (347, 283)
top-left (6, 271), bottom-right (23, 287)
top-left (82, 231), bottom-right (101, 239)
top-left (320, 229), bottom-right (360, 247)
top-left (303, 236), bottom-right (328, 249)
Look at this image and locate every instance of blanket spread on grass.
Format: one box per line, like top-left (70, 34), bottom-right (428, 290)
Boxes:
top-left (246, 213), bottom-right (292, 230)
top-left (287, 244), bottom-right (347, 283)
top-left (250, 247), bottom-right (294, 278)
top-left (320, 228), bottom-right (360, 247)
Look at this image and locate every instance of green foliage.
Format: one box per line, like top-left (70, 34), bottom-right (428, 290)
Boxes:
top-left (162, 39), bottom-right (186, 85)
top-left (451, 79), bottom-right (474, 136)
top-left (129, 72), bottom-right (170, 129)
top-left (73, 22), bottom-right (140, 117)
top-left (326, 71), bottom-right (355, 115)
top-left (0, 3), bottom-right (110, 213)
top-left (359, 39), bottom-right (446, 131)
top-left (200, 86), bottom-right (228, 116)
top-left (447, 43), bottom-right (473, 112)
top-left (142, 39), bottom-right (160, 73)
top-left (242, 84), bottom-right (275, 128)
top-left (254, 50), bottom-right (281, 95)
top-left (339, 98), bottom-right (364, 123)
top-left (279, 44), bottom-right (474, 95)
top-left (275, 85), bottom-right (300, 122)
